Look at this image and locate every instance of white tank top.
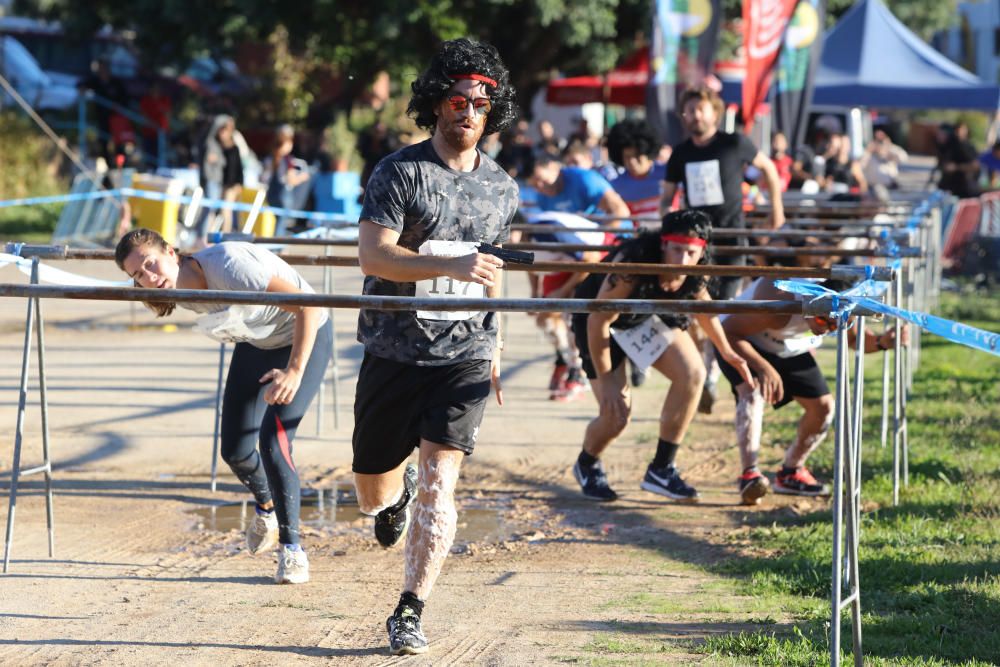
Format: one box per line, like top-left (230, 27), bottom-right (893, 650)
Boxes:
top-left (730, 278), bottom-right (826, 358)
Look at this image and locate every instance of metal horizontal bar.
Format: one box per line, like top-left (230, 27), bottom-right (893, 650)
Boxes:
top-left (18, 464), bottom-right (50, 476)
top-left (0, 283), bottom-right (807, 315)
top-left (3, 244), bottom-right (890, 279)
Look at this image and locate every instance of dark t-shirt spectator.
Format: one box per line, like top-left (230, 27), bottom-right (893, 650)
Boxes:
top-left (665, 132), bottom-right (757, 232)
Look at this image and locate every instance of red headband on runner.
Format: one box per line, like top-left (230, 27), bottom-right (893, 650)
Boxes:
top-left (661, 233), bottom-right (707, 247)
top-left (450, 73), bottom-right (498, 88)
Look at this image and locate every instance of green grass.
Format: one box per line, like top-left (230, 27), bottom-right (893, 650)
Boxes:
top-left (0, 203), bottom-right (63, 244)
top-left (697, 291), bottom-right (1000, 665)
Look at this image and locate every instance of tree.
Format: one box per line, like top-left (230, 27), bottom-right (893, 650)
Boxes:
top-left (17, 0), bottom-right (650, 122)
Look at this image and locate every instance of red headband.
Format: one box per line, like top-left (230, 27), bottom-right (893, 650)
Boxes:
top-left (661, 233), bottom-right (707, 247)
top-left (450, 73), bottom-right (498, 88)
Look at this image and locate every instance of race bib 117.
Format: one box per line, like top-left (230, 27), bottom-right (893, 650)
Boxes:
top-left (415, 240), bottom-right (485, 321)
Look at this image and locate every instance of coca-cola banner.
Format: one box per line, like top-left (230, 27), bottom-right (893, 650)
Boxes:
top-left (742, 0), bottom-right (799, 128)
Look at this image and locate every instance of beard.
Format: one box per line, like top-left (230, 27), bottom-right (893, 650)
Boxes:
top-left (438, 116), bottom-right (486, 153)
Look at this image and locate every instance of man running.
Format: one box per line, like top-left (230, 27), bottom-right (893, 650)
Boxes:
top-left (719, 277), bottom-right (908, 504)
top-left (352, 38), bottom-right (518, 655)
top-left (659, 85), bottom-right (786, 415)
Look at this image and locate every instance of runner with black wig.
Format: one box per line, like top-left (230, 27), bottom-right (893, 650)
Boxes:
top-left (569, 210), bottom-right (754, 502)
top-left (353, 38), bottom-right (519, 655)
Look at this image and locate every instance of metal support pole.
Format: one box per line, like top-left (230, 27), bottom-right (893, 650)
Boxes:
top-left (33, 267), bottom-right (55, 557)
top-left (830, 326), bottom-right (847, 666)
top-left (4, 260), bottom-right (38, 572)
top-left (210, 343), bottom-right (226, 492)
top-left (879, 317), bottom-right (890, 451)
top-left (892, 270), bottom-right (904, 505)
top-left (328, 260), bottom-right (340, 431)
top-left (831, 323), bottom-right (864, 667)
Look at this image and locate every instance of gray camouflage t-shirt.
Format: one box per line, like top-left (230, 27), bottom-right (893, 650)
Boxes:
top-left (181, 242), bottom-right (328, 349)
top-left (357, 140), bottom-right (519, 366)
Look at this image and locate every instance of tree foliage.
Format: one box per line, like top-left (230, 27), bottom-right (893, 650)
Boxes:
top-left (15, 0), bottom-right (649, 121)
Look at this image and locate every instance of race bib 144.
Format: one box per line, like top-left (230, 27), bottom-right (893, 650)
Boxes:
top-left (611, 317), bottom-right (675, 371)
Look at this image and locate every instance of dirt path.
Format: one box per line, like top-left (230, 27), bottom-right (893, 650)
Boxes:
top-left (0, 260), bottom-right (818, 665)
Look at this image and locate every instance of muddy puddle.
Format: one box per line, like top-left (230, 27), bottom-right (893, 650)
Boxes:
top-left (188, 485), bottom-right (517, 544)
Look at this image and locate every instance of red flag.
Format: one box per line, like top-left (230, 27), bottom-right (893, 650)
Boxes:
top-left (742, 0), bottom-right (799, 128)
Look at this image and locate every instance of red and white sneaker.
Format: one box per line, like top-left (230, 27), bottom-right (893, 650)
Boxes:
top-left (774, 467), bottom-right (829, 496)
top-left (738, 469), bottom-right (770, 505)
top-left (554, 378), bottom-right (589, 402)
top-left (548, 363), bottom-right (569, 391)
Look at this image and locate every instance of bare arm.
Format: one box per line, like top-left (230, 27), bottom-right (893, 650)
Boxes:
top-left (586, 274), bottom-right (632, 378)
top-left (358, 220), bottom-right (503, 287)
top-left (259, 275), bottom-right (324, 405)
top-left (752, 151), bottom-right (784, 229)
top-left (691, 288), bottom-right (755, 388)
top-left (487, 260), bottom-right (505, 405)
top-left (598, 188), bottom-right (632, 229)
top-left (659, 181), bottom-right (678, 217)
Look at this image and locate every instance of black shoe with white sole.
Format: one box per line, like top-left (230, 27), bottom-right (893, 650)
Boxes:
top-left (640, 463), bottom-right (699, 502)
top-left (374, 463), bottom-right (417, 548)
top-left (573, 460), bottom-right (619, 501)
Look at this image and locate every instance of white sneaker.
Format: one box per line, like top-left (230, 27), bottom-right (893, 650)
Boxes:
top-left (246, 509), bottom-right (279, 555)
top-left (275, 545), bottom-right (309, 584)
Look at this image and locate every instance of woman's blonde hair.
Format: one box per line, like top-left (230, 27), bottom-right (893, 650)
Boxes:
top-left (114, 228), bottom-right (179, 317)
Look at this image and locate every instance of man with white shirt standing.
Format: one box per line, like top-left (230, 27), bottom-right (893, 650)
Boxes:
top-left (659, 86), bottom-right (785, 414)
top-left (353, 38), bottom-right (519, 655)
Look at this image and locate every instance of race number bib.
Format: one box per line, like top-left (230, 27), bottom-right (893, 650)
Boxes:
top-left (611, 317), bottom-right (676, 371)
top-left (685, 159), bottom-right (725, 207)
top-left (194, 306), bottom-right (276, 344)
top-left (780, 333), bottom-right (825, 358)
top-left (415, 240), bottom-right (485, 321)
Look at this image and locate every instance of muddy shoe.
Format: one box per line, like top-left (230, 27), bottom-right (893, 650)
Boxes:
top-left (640, 464), bottom-right (700, 503)
top-left (274, 544), bottom-right (309, 584)
top-left (739, 469), bottom-right (771, 505)
top-left (573, 459), bottom-right (618, 501)
top-left (246, 506), bottom-right (279, 555)
top-left (387, 605), bottom-right (428, 655)
top-left (374, 463), bottom-right (417, 548)
top-left (775, 467), bottom-right (829, 496)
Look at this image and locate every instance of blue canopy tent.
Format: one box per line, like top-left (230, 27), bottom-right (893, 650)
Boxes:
top-left (812, 0), bottom-right (1000, 110)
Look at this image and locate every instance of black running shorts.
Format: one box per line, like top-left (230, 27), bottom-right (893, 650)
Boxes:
top-left (572, 314), bottom-right (627, 380)
top-left (352, 353), bottom-right (492, 474)
top-left (715, 343), bottom-right (829, 409)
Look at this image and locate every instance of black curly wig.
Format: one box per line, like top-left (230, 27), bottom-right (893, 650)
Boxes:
top-left (408, 38), bottom-right (518, 136)
top-left (606, 119), bottom-right (661, 167)
top-left (660, 208), bottom-right (712, 244)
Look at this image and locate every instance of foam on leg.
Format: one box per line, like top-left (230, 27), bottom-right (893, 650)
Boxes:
top-left (735, 384), bottom-right (765, 471)
top-left (403, 453), bottom-right (461, 599)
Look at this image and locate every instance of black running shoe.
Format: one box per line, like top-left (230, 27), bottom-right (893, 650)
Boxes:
top-left (630, 362), bottom-right (649, 387)
top-left (698, 381), bottom-right (718, 415)
top-left (387, 605), bottom-right (428, 655)
top-left (374, 463), bottom-right (417, 548)
top-left (640, 463), bottom-right (700, 503)
top-left (573, 460), bottom-right (619, 501)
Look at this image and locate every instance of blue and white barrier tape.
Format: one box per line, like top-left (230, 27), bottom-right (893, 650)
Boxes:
top-left (776, 277), bottom-right (1000, 358)
top-left (0, 253), bottom-right (131, 287)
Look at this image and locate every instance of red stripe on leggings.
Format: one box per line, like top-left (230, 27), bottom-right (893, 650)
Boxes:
top-left (274, 414), bottom-right (296, 472)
